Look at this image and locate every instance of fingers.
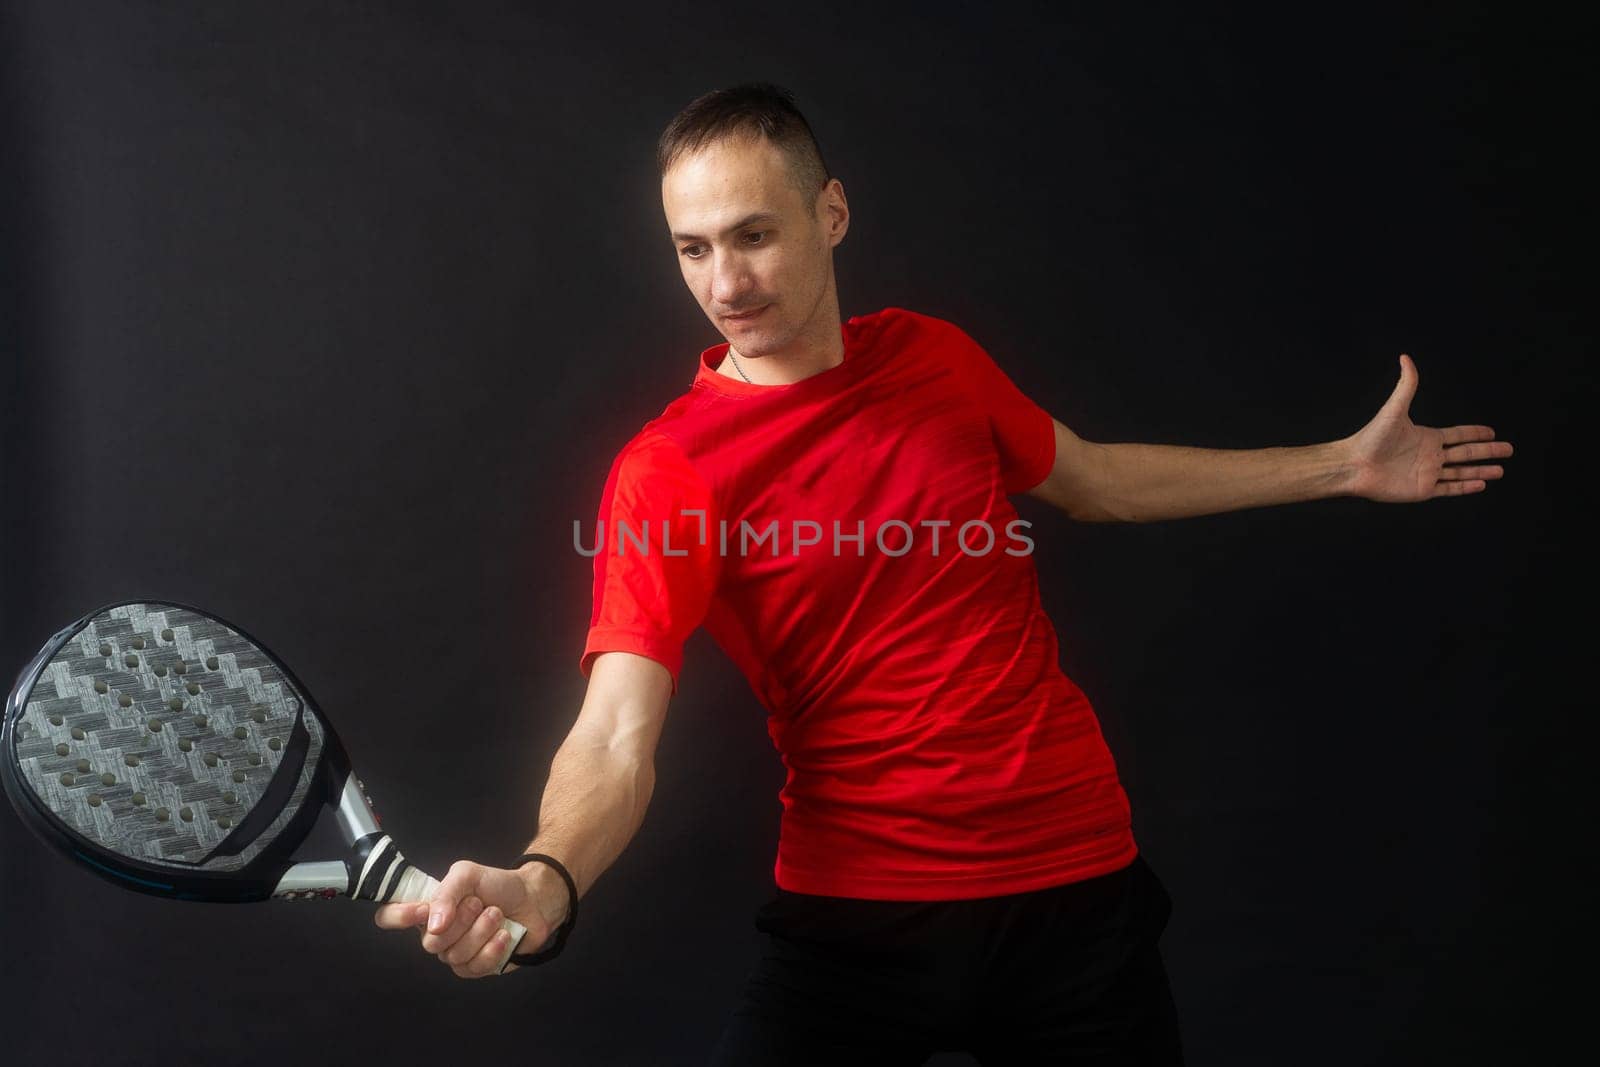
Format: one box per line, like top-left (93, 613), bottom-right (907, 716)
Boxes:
top-left (1443, 439), bottom-right (1514, 463)
top-left (373, 900), bottom-right (430, 931)
top-left (442, 902), bottom-right (515, 978)
top-left (389, 859), bottom-right (535, 978)
top-left (421, 893), bottom-right (486, 955)
top-left (1441, 424), bottom-right (1498, 446)
top-left (1439, 464), bottom-right (1504, 482)
top-left (432, 895), bottom-right (486, 961)
top-left (478, 925), bottom-right (520, 976)
top-left (421, 859), bottom-right (483, 947)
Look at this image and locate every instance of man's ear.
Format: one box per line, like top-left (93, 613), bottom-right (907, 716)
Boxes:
top-left (824, 181), bottom-right (849, 245)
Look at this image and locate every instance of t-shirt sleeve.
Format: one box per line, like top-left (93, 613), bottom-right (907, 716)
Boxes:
top-left (579, 429), bottom-right (720, 695)
top-left (946, 323), bottom-right (1058, 494)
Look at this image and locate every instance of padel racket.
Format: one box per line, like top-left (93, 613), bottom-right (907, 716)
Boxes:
top-left (2, 599), bottom-right (529, 972)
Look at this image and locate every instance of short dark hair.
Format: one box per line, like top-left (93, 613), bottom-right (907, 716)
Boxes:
top-left (656, 83), bottom-right (832, 214)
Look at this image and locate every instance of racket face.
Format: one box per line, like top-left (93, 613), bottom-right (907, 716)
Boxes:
top-left (2, 601), bottom-right (350, 901)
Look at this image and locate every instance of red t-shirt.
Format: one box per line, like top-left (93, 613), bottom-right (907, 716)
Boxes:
top-left (581, 306), bottom-right (1137, 900)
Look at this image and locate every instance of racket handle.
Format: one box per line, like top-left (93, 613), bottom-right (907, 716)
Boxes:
top-left (390, 868), bottom-right (529, 973)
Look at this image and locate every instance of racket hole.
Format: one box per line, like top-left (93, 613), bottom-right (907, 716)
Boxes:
top-left (125, 755), bottom-right (140, 767)
top-left (248, 754), bottom-right (261, 765)
top-left (217, 816), bottom-right (231, 829)
top-left (179, 807), bottom-right (193, 822)
top-left (71, 727), bottom-right (86, 740)
top-left (203, 754), bottom-right (218, 767)
top-left (231, 770), bottom-right (246, 783)
top-left (132, 792), bottom-right (146, 806)
top-left (49, 714), bottom-right (63, 726)
top-left (147, 720), bottom-right (163, 733)
top-left (222, 791), bottom-right (237, 804)
top-left (178, 739), bottom-right (193, 752)
top-left (98, 644), bottom-right (112, 657)
top-left (124, 654), bottom-right (139, 668)
top-left (55, 743), bottom-right (70, 756)
top-left (93, 680), bottom-right (108, 694)
top-left (161, 628), bottom-right (174, 641)
top-left (99, 773), bottom-right (114, 786)
top-left (155, 807), bottom-right (170, 821)
top-left (186, 683), bottom-right (200, 695)
top-left (131, 637), bottom-right (145, 650)
top-left (233, 727), bottom-right (248, 740)
top-left (154, 666), bottom-right (167, 677)
top-left (251, 709), bottom-right (266, 723)
top-left (168, 697), bottom-right (184, 711)
top-left (74, 759), bottom-right (90, 773)
top-left (59, 773), bottom-right (74, 786)
top-left (174, 662), bottom-right (187, 675)
top-left (267, 738), bottom-right (282, 751)
top-left (205, 656), bottom-right (219, 670)
top-left (88, 794), bottom-right (102, 807)
top-left (118, 695), bottom-right (132, 708)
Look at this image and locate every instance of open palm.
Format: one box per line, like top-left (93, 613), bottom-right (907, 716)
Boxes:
top-left (1345, 354), bottom-right (1514, 502)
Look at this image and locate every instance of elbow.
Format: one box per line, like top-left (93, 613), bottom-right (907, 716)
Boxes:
top-left (598, 736), bottom-right (657, 807)
top-left (622, 757), bottom-right (657, 830)
top-left (1070, 505), bottom-right (1129, 523)
top-left (631, 755), bottom-right (657, 803)
top-left (593, 739), bottom-right (657, 831)
top-left (561, 725), bottom-right (658, 808)
top-left (1076, 496), bottom-right (1141, 523)
top-left (1051, 483), bottom-right (1125, 523)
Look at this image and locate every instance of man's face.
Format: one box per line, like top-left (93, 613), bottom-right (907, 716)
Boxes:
top-left (662, 134), bottom-right (844, 359)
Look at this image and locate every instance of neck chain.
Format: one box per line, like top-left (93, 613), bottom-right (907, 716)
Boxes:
top-left (726, 348), bottom-right (754, 383)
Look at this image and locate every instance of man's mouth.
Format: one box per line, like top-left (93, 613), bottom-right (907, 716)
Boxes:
top-left (724, 305), bottom-right (768, 322)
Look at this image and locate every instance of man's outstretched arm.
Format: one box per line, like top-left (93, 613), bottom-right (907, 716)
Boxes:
top-left (1026, 354), bottom-right (1514, 522)
top-left (373, 650), bottom-right (672, 977)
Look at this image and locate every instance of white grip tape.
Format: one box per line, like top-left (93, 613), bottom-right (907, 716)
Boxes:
top-left (390, 868), bottom-right (530, 972)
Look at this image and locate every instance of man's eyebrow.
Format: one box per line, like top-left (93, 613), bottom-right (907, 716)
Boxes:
top-left (669, 211), bottom-right (783, 243)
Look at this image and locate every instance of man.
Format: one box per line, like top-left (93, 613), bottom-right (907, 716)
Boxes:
top-left (375, 83), bottom-right (1512, 1063)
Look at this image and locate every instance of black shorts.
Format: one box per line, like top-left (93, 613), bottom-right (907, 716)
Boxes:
top-left (707, 854), bottom-right (1183, 1065)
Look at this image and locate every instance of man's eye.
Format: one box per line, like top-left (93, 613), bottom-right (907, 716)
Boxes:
top-left (682, 233), bottom-right (767, 259)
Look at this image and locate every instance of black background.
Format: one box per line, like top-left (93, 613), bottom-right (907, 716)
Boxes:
top-left (1, 2), bottom-right (1588, 1064)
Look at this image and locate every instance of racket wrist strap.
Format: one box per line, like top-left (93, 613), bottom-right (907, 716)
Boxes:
top-left (507, 852), bottom-right (578, 967)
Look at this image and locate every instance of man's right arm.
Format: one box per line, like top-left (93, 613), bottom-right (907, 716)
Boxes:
top-left (513, 649), bottom-right (674, 930)
top-left (373, 649), bottom-right (673, 977)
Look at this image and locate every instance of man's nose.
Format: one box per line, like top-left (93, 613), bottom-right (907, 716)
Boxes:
top-left (710, 252), bottom-right (753, 306)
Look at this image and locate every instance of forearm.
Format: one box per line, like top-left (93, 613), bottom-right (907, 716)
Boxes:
top-left (516, 730), bottom-right (655, 925)
top-left (1080, 437), bottom-right (1361, 522)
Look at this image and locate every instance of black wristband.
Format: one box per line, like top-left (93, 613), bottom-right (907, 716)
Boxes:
top-left (501, 853), bottom-right (578, 971)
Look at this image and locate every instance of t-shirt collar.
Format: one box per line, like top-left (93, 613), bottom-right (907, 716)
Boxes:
top-left (692, 314), bottom-right (877, 398)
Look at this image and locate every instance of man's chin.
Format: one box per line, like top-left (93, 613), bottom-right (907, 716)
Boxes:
top-left (723, 329), bottom-right (781, 357)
